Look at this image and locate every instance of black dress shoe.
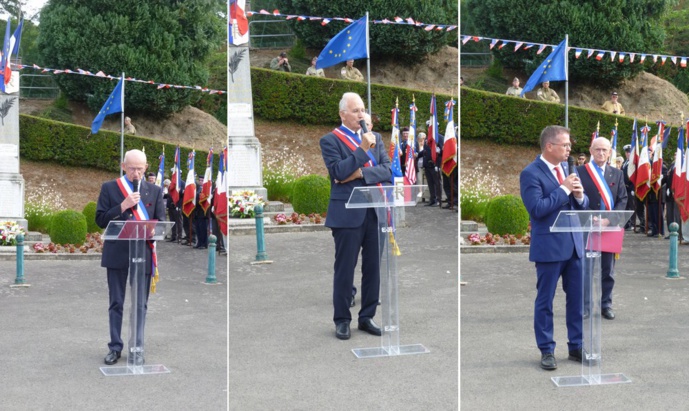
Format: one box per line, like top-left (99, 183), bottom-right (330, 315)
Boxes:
top-left (425, 201), bottom-right (437, 207)
top-left (336, 322), bottom-right (350, 340)
top-left (602, 307), bottom-right (615, 320)
top-left (568, 348), bottom-right (597, 365)
top-left (358, 318), bottom-right (382, 336)
top-left (442, 204), bottom-right (452, 209)
top-left (104, 350), bottom-right (121, 365)
top-left (540, 352), bottom-right (557, 370)
top-left (193, 245), bottom-right (208, 249)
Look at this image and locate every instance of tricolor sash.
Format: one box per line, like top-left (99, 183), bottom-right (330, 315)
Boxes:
top-left (116, 176), bottom-right (160, 293)
top-left (332, 126), bottom-right (377, 167)
top-left (584, 162), bottom-right (614, 210)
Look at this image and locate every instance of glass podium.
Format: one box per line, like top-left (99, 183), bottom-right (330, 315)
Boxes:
top-left (100, 220), bottom-right (174, 376)
top-left (345, 184), bottom-right (430, 359)
top-left (550, 210), bottom-right (633, 387)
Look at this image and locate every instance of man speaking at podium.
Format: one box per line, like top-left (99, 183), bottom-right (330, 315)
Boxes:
top-left (320, 92), bottom-right (392, 340)
top-left (520, 126), bottom-right (589, 371)
top-left (96, 149), bottom-right (166, 365)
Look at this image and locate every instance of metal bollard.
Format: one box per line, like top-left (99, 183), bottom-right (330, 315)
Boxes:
top-left (15, 233), bottom-right (25, 284)
top-left (205, 234), bottom-right (217, 284)
top-left (667, 222), bottom-right (680, 279)
top-left (254, 204), bottom-right (269, 262)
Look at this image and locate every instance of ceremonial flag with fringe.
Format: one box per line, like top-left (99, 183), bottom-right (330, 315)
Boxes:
top-left (182, 151), bottom-right (196, 217)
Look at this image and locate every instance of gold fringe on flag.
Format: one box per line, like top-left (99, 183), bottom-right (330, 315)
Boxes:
top-left (389, 231), bottom-right (401, 256)
top-left (151, 268), bottom-right (159, 293)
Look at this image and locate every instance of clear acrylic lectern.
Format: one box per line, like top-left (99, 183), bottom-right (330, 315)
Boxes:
top-left (550, 210), bottom-right (633, 387)
top-left (100, 220), bottom-right (174, 376)
top-left (345, 184), bottom-right (430, 358)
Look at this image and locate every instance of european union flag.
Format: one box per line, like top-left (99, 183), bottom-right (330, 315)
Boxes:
top-left (390, 138), bottom-right (403, 183)
top-left (91, 77), bottom-right (124, 134)
top-left (316, 16), bottom-right (368, 70)
top-left (520, 39), bottom-right (567, 97)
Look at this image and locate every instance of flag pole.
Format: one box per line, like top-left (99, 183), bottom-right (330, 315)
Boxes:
top-left (120, 72), bottom-right (125, 176)
top-left (565, 34), bottom-right (569, 129)
top-left (365, 11), bottom-right (372, 114)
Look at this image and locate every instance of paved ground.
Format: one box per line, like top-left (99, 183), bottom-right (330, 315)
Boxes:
top-left (229, 205), bottom-right (459, 410)
top-left (461, 230), bottom-right (689, 410)
top-left (0, 241), bottom-right (227, 411)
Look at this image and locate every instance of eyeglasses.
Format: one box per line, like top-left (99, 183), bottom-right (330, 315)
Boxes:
top-left (550, 142), bottom-right (572, 149)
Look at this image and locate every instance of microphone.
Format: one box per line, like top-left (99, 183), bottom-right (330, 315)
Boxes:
top-left (567, 156), bottom-right (576, 175)
top-left (359, 119), bottom-right (375, 148)
top-left (132, 179), bottom-right (139, 210)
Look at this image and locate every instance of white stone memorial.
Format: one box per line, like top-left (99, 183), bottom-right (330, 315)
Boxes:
top-left (0, 71), bottom-right (27, 231)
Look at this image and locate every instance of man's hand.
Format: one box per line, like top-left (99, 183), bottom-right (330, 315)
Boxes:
top-left (121, 192), bottom-right (141, 213)
top-left (361, 131), bottom-right (375, 151)
top-left (335, 168), bottom-right (363, 184)
top-left (563, 174), bottom-right (584, 199)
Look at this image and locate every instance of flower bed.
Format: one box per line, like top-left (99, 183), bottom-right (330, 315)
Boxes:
top-left (273, 212), bottom-right (325, 225)
top-left (466, 232), bottom-right (531, 246)
top-left (0, 221), bottom-right (26, 246)
top-left (32, 233), bottom-right (104, 254)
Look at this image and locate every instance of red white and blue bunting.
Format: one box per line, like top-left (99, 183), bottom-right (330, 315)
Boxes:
top-left (461, 35), bottom-right (689, 68)
top-left (248, 9), bottom-right (457, 32)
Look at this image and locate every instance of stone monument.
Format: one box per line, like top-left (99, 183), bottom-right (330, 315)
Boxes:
top-left (227, 0), bottom-right (267, 199)
top-left (0, 70), bottom-right (28, 231)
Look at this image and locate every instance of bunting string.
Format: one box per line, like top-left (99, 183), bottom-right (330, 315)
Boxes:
top-left (461, 34), bottom-right (689, 68)
top-left (248, 9), bottom-right (457, 32)
top-left (8, 63), bottom-right (227, 95)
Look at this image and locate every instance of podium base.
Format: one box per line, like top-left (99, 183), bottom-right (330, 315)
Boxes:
top-left (100, 364), bottom-right (171, 376)
top-left (352, 344), bottom-right (430, 359)
top-left (552, 373), bottom-right (631, 387)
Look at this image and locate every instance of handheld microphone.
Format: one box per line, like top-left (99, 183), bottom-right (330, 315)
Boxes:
top-left (567, 156), bottom-right (576, 175)
top-left (132, 179), bottom-right (139, 210)
top-left (359, 119), bottom-right (375, 148)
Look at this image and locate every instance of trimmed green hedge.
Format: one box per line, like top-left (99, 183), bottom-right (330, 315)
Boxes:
top-left (291, 174), bottom-right (330, 215)
top-left (19, 114), bottom-right (211, 177)
top-left (251, 68), bottom-right (456, 131)
top-left (50, 209), bottom-right (87, 245)
top-left (460, 87), bottom-right (679, 158)
top-left (485, 195), bottom-right (529, 236)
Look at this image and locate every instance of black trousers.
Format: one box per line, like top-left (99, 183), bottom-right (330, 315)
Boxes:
top-left (107, 267), bottom-right (151, 352)
top-left (424, 166), bottom-right (439, 203)
top-left (195, 217), bottom-right (209, 247)
top-left (442, 168), bottom-right (458, 206)
top-left (331, 208), bottom-right (380, 325)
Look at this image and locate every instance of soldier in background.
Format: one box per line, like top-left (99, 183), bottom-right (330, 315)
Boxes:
top-left (601, 92), bottom-right (625, 115)
top-left (340, 59), bottom-right (364, 82)
top-left (505, 77), bottom-right (523, 97)
top-left (536, 81), bottom-right (560, 103)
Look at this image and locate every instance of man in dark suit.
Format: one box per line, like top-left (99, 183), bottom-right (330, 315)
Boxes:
top-left (320, 92), bottom-right (392, 340)
top-left (417, 132), bottom-right (439, 206)
top-left (576, 137), bottom-right (628, 320)
top-left (520, 125), bottom-right (589, 370)
top-left (96, 149), bottom-right (166, 365)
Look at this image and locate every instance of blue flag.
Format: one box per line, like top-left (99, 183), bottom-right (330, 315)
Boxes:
top-left (520, 39), bottom-right (568, 97)
top-left (316, 16), bottom-right (368, 70)
top-left (10, 18), bottom-right (22, 56)
top-left (91, 77), bottom-right (124, 134)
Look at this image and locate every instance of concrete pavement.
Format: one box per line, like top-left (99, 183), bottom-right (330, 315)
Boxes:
top-left (229, 204), bottom-right (459, 410)
top-left (0, 241), bottom-right (227, 411)
top-left (461, 230), bottom-right (689, 410)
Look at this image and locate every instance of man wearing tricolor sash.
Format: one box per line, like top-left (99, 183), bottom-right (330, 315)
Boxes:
top-left (96, 149), bottom-right (166, 365)
top-left (577, 138), bottom-right (628, 321)
top-left (320, 92), bottom-right (392, 340)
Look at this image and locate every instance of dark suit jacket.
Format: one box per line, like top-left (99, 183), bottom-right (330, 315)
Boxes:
top-left (520, 156), bottom-right (589, 263)
top-left (96, 178), bottom-right (166, 272)
top-left (320, 129), bottom-right (392, 228)
top-left (576, 163), bottom-right (628, 224)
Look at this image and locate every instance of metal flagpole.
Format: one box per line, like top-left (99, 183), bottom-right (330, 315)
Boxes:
top-left (120, 72), bottom-right (125, 176)
top-left (565, 34), bottom-right (569, 128)
top-left (365, 11), bottom-right (372, 114)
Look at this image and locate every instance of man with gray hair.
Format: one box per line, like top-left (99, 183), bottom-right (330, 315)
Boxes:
top-left (96, 149), bottom-right (166, 365)
top-left (320, 92), bottom-right (391, 340)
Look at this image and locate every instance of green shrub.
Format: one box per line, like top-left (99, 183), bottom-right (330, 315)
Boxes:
top-left (291, 174), bottom-right (330, 215)
top-left (484, 195), bottom-right (529, 236)
top-left (49, 210), bottom-right (87, 245)
top-left (460, 188), bottom-right (490, 223)
top-left (25, 204), bottom-right (53, 233)
top-left (264, 169), bottom-right (295, 203)
top-left (82, 201), bottom-right (101, 233)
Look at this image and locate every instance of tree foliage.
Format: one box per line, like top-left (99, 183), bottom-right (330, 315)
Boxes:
top-left (467, 0), bottom-right (672, 87)
top-left (274, 0), bottom-right (457, 60)
top-left (36, 0), bottom-right (224, 117)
